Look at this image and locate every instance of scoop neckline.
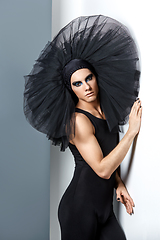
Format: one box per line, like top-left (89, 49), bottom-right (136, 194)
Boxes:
top-left (75, 108), bottom-right (106, 121)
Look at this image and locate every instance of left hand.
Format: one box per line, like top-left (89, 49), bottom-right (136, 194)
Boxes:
top-left (116, 182), bottom-right (135, 215)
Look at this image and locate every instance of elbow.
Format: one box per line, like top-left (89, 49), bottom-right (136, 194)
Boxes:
top-left (94, 161), bottom-right (113, 179)
top-left (98, 170), bottom-right (111, 180)
top-left (97, 162), bottom-right (112, 179)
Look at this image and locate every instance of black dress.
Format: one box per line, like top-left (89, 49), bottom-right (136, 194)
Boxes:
top-left (58, 109), bottom-right (126, 240)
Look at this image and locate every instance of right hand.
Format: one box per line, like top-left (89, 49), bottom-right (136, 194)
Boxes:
top-left (128, 99), bottom-right (142, 137)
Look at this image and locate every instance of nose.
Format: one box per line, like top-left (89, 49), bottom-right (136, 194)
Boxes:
top-left (84, 82), bottom-right (91, 91)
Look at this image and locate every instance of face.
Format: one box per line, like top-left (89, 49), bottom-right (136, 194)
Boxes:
top-left (70, 68), bottom-right (99, 103)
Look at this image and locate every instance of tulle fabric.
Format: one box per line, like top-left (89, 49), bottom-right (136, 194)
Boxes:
top-left (24, 15), bottom-right (140, 151)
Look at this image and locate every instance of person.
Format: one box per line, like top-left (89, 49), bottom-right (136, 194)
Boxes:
top-left (57, 60), bottom-right (142, 240)
top-left (23, 15), bottom-right (141, 240)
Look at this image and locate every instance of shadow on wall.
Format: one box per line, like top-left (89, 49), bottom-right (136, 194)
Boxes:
top-left (123, 136), bottom-right (138, 183)
top-left (113, 135), bottom-right (138, 220)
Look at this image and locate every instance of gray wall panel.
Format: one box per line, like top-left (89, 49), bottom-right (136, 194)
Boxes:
top-left (0, 1), bottom-right (51, 239)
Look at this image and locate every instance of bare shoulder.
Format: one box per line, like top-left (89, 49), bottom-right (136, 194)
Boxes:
top-left (75, 112), bottom-right (94, 132)
top-left (73, 112), bottom-right (95, 142)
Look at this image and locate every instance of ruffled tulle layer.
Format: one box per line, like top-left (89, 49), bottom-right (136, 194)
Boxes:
top-left (24, 15), bottom-right (140, 151)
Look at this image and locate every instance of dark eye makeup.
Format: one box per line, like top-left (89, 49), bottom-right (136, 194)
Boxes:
top-left (72, 73), bottom-right (93, 87)
top-left (86, 74), bottom-right (93, 82)
top-left (72, 81), bottom-right (82, 87)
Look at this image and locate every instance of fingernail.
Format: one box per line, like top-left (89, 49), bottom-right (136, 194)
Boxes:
top-left (138, 100), bottom-right (140, 103)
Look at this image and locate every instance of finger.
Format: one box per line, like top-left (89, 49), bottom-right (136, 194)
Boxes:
top-left (138, 105), bottom-right (142, 117)
top-left (131, 100), bottom-right (138, 112)
top-left (125, 195), bottom-right (135, 207)
top-left (125, 201), bottom-right (130, 213)
top-left (125, 200), bottom-right (133, 215)
top-left (123, 199), bottom-right (130, 213)
top-left (136, 98), bottom-right (141, 105)
top-left (121, 195), bottom-right (134, 214)
top-left (135, 101), bottom-right (142, 117)
top-left (131, 99), bottom-right (141, 115)
top-left (131, 101), bottom-right (138, 112)
top-left (120, 198), bottom-right (134, 215)
top-left (117, 195), bottom-right (122, 203)
top-left (120, 194), bottom-right (125, 204)
top-left (127, 199), bottom-right (134, 214)
top-left (117, 194), bottom-right (125, 205)
top-left (116, 191), bottom-right (120, 202)
top-left (135, 99), bottom-right (141, 111)
top-left (116, 190), bottom-right (122, 202)
top-left (127, 201), bottom-right (133, 214)
top-left (130, 197), bottom-right (135, 207)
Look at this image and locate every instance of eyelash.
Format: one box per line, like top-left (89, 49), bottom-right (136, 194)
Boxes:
top-left (74, 81), bottom-right (82, 87)
top-left (86, 74), bottom-right (92, 82)
top-left (73, 74), bottom-right (93, 87)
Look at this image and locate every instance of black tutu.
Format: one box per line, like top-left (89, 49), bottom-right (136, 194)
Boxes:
top-left (24, 15), bottom-right (140, 151)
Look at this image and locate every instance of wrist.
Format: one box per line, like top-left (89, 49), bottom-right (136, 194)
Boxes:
top-left (115, 173), bottom-right (124, 189)
top-left (126, 128), bottom-right (136, 141)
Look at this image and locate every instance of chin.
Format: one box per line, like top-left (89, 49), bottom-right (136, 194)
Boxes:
top-left (86, 96), bottom-right (97, 102)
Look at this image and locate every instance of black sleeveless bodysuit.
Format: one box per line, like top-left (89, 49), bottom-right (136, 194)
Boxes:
top-left (58, 109), bottom-right (126, 240)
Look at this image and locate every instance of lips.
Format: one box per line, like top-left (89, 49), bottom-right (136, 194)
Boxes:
top-left (85, 92), bottom-right (94, 97)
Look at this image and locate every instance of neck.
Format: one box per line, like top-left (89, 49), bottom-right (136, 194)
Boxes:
top-left (76, 97), bottom-right (102, 114)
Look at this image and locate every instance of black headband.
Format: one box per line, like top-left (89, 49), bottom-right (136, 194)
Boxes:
top-left (62, 59), bottom-right (96, 90)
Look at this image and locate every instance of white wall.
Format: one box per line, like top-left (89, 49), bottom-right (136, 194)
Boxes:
top-left (50, 3), bottom-right (79, 239)
top-left (50, 1), bottom-right (160, 239)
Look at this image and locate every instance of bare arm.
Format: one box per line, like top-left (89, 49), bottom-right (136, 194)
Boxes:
top-left (72, 99), bottom-right (142, 179)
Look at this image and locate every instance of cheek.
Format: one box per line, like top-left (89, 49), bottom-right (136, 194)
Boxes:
top-left (92, 79), bottom-right (98, 91)
top-left (71, 87), bottom-right (80, 97)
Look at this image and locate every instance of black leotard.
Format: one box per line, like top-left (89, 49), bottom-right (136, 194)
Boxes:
top-left (58, 109), bottom-right (126, 240)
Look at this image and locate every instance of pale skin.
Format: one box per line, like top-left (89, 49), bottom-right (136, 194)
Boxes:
top-left (70, 68), bottom-right (142, 215)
